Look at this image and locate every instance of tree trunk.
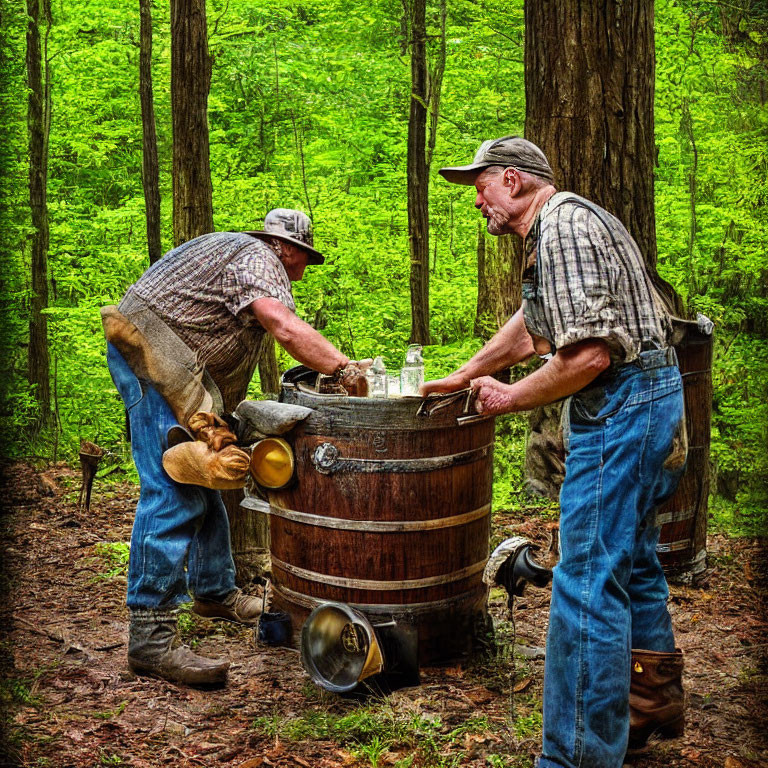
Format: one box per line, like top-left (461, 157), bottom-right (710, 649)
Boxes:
top-left (522, 4), bottom-right (708, 580)
top-left (525, 0), bottom-right (684, 315)
top-left (139, 0), bottom-right (162, 265)
top-left (680, 97), bottom-right (698, 297)
top-left (170, 0), bottom-right (214, 247)
top-left (474, 223), bottom-right (490, 339)
top-left (26, 0), bottom-right (51, 419)
top-left (258, 334), bottom-right (280, 398)
top-left (475, 230), bottom-right (523, 341)
top-left (407, 0), bottom-right (430, 345)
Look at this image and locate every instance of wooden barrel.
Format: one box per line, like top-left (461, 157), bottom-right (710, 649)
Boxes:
top-left (265, 387), bottom-right (494, 665)
top-left (656, 318), bottom-right (713, 583)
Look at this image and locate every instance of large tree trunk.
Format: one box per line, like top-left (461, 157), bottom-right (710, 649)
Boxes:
top-left (407, 0), bottom-right (430, 345)
top-left (26, 0), bottom-right (51, 419)
top-left (139, 0), bottom-right (162, 265)
top-left (525, 0), bottom-right (684, 315)
top-left (170, 0), bottom-right (213, 247)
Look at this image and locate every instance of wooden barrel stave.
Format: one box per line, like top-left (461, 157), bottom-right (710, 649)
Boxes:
top-left (657, 320), bottom-right (713, 581)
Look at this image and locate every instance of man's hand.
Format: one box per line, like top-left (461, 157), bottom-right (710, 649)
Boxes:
top-left (470, 376), bottom-right (517, 415)
top-left (420, 372), bottom-right (470, 397)
top-left (420, 309), bottom-right (535, 398)
top-left (340, 361), bottom-right (372, 397)
top-left (469, 338), bottom-right (611, 416)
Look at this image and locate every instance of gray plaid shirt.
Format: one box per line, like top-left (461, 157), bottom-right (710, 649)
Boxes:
top-left (522, 193), bottom-right (670, 363)
top-left (119, 232), bottom-right (294, 392)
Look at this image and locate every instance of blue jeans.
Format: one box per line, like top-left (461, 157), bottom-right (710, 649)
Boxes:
top-left (539, 350), bottom-right (686, 768)
top-left (106, 344), bottom-right (237, 610)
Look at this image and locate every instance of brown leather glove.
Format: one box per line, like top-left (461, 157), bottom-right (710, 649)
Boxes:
top-left (162, 441), bottom-right (250, 490)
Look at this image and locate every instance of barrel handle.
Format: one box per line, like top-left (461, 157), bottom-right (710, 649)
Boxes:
top-left (311, 441), bottom-right (493, 475)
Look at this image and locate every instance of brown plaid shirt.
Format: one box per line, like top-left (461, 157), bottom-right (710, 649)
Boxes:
top-left (522, 193), bottom-right (670, 362)
top-left (119, 232), bottom-right (294, 394)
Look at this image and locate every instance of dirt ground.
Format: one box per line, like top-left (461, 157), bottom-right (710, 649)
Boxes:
top-left (1, 461), bottom-right (766, 768)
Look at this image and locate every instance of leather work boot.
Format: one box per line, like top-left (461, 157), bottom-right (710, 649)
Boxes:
top-left (628, 648), bottom-right (685, 750)
top-left (193, 588), bottom-right (262, 625)
top-left (128, 609), bottom-right (229, 686)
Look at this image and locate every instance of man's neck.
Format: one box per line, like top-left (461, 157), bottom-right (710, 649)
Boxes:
top-left (515, 186), bottom-right (557, 238)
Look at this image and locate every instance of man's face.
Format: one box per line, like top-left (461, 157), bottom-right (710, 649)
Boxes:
top-left (280, 244), bottom-right (310, 281)
top-left (474, 168), bottom-right (514, 236)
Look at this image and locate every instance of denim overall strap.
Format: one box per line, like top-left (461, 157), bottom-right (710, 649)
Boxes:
top-left (106, 343), bottom-right (237, 609)
top-left (539, 352), bottom-right (685, 768)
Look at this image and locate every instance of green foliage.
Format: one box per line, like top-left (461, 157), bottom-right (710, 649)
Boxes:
top-left (98, 752), bottom-right (127, 768)
top-left (254, 702), bottom-right (494, 767)
top-left (1, 0), bottom-right (765, 529)
top-left (93, 541), bottom-right (130, 579)
top-left (0, 679), bottom-right (42, 709)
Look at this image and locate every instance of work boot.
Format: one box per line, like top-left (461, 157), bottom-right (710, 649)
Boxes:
top-left (628, 648), bottom-right (685, 749)
top-left (193, 588), bottom-right (262, 625)
top-left (128, 609), bottom-right (229, 686)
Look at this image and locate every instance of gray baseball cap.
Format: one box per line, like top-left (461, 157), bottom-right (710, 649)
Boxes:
top-left (439, 135), bottom-right (555, 185)
top-left (246, 208), bottom-right (324, 265)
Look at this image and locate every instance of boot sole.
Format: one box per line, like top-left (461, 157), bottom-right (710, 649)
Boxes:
top-left (128, 658), bottom-right (229, 687)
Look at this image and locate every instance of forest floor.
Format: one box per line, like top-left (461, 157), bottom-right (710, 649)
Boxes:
top-left (1, 461), bottom-right (766, 768)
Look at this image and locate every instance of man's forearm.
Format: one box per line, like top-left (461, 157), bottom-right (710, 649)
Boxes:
top-left (421, 308), bottom-right (535, 395)
top-left (458, 309), bottom-right (535, 380)
top-left (251, 298), bottom-right (348, 374)
top-left (472, 339), bottom-right (611, 415)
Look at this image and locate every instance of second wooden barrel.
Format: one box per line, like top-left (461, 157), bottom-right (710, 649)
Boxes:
top-left (267, 386), bottom-right (495, 665)
top-left (657, 317), bottom-right (714, 583)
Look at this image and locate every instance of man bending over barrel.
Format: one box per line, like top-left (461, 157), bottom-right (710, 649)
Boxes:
top-left (421, 138), bottom-right (688, 768)
top-left (102, 209), bottom-right (367, 686)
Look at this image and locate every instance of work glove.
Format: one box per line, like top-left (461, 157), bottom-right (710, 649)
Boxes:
top-left (162, 441), bottom-right (250, 490)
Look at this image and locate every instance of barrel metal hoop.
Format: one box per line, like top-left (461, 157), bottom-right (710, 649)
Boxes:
top-left (656, 538), bottom-right (691, 553)
top-left (271, 556), bottom-right (487, 590)
top-left (312, 442), bottom-right (493, 475)
top-left (266, 503), bottom-right (490, 532)
top-left (656, 506), bottom-right (696, 525)
top-left (272, 582), bottom-right (487, 615)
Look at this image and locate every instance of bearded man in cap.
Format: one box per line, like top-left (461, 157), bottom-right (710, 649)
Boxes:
top-left (102, 209), bottom-right (365, 686)
top-left (422, 138), bottom-right (688, 767)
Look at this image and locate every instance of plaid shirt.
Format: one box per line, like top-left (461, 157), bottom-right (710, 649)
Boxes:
top-left (522, 193), bottom-right (670, 363)
top-left (119, 232), bottom-right (294, 392)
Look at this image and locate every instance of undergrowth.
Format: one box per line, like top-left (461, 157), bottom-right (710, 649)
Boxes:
top-left (251, 702), bottom-right (537, 767)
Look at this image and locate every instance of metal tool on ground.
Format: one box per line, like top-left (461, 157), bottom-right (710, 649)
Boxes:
top-left (483, 536), bottom-right (553, 610)
top-left (300, 601), bottom-right (419, 694)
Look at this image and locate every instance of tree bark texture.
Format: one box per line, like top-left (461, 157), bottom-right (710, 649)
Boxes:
top-left (475, 230), bottom-right (524, 341)
top-left (524, 0), bottom-right (685, 315)
top-left (407, 0), bottom-right (430, 345)
top-left (139, 0), bottom-right (162, 265)
top-left (257, 334), bottom-right (280, 398)
top-left (525, 0), bottom-right (656, 263)
top-left (171, 0), bottom-right (214, 247)
top-left (26, 0), bottom-right (51, 416)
